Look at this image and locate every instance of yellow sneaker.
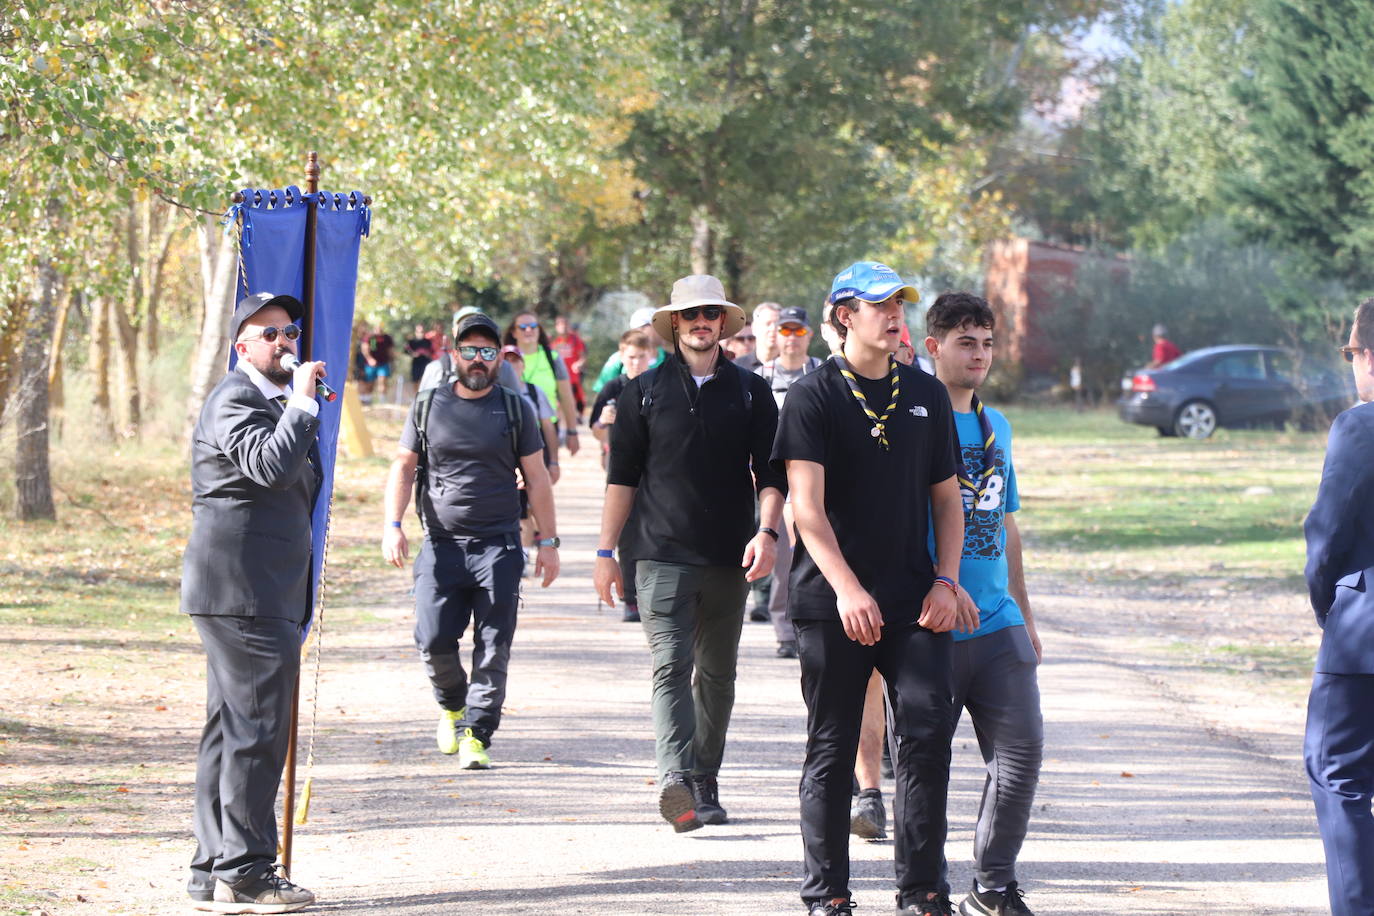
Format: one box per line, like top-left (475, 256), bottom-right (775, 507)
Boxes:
top-left (436, 708), bottom-right (465, 755)
top-left (457, 728), bottom-right (490, 770)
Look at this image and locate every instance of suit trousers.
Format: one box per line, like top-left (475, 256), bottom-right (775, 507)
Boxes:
top-left (1306, 672), bottom-right (1374, 916)
top-left (413, 535), bottom-right (524, 746)
top-left (795, 617), bottom-right (956, 908)
top-left (636, 560), bottom-right (748, 779)
top-left (189, 614), bottom-right (300, 892)
top-left (950, 625), bottom-right (1043, 890)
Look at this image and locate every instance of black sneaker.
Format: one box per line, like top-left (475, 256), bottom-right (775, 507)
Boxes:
top-left (849, 788), bottom-right (886, 840)
top-left (749, 606), bottom-right (770, 622)
top-left (959, 882), bottom-right (1033, 916)
top-left (691, 774), bottom-right (728, 825)
top-left (622, 602), bottom-right (641, 623)
top-left (776, 640), bottom-right (799, 659)
top-left (899, 891), bottom-right (954, 916)
top-left (809, 899), bottom-right (856, 915)
top-left (210, 869), bottom-right (315, 913)
top-left (658, 771), bottom-right (703, 833)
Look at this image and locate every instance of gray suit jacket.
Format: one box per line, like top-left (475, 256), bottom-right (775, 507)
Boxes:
top-left (181, 369), bottom-right (320, 621)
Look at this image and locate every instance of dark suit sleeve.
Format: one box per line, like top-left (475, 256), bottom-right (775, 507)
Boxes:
top-left (211, 385), bottom-right (318, 490)
top-left (1304, 410), bottom-right (1374, 621)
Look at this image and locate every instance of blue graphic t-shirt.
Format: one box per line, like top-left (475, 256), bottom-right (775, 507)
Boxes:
top-left (928, 404), bottom-right (1023, 642)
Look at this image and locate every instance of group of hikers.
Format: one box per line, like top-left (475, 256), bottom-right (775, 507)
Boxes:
top-left (184, 260), bottom-right (1045, 916)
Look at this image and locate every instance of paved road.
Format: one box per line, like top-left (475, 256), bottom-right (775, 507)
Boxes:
top-left (273, 450), bottom-right (1328, 915)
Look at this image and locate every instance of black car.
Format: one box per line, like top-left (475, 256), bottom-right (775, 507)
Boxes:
top-left (1117, 344), bottom-right (1355, 439)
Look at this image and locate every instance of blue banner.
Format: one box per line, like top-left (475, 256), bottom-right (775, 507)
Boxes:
top-left (225, 185), bottom-right (371, 636)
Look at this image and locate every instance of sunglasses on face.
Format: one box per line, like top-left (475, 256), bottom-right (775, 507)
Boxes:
top-left (778, 326), bottom-right (810, 337)
top-left (516, 322), bottom-right (540, 331)
top-left (1341, 345), bottom-right (1366, 363)
top-left (458, 345), bottom-right (499, 362)
top-left (679, 305), bottom-right (723, 322)
top-left (242, 325), bottom-right (301, 343)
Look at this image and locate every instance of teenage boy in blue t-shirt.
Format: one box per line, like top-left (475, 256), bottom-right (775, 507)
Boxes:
top-left (923, 291), bottom-right (1044, 916)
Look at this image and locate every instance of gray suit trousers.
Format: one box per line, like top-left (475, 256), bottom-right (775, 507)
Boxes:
top-left (189, 615), bottom-right (300, 892)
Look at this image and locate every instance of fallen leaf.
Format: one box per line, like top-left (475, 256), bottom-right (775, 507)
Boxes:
top-left (114, 787), bottom-right (129, 793)
top-left (1120, 772), bottom-right (1135, 778)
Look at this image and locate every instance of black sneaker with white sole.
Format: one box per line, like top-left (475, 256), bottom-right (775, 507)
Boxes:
top-left (809, 898), bottom-right (856, 915)
top-left (898, 891), bottom-right (954, 915)
top-left (209, 869), bottom-right (315, 914)
top-left (958, 881), bottom-right (1033, 916)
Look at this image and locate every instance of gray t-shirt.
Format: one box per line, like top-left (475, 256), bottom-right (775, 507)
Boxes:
top-left (756, 356), bottom-right (824, 409)
top-left (400, 383), bottom-right (543, 538)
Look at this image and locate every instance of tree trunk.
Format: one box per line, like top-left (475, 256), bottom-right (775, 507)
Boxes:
top-left (186, 213), bottom-right (237, 443)
top-left (47, 287), bottom-right (74, 423)
top-left (144, 202), bottom-right (179, 361)
top-left (111, 296), bottom-right (141, 435)
top-left (88, 295), bottom-right (116, 441)
top-left (722, 234), bottom-right (747, 305)
top-left (0, 297), bottom-right (28, 427)
top-left (14, 259), bottom-right (60, 521)
top-left (690, 205), bottom-right (714, 276)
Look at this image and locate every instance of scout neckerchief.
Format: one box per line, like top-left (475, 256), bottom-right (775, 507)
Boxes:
top-left (834, 354), bottom-right (899, 450)
top-left (956, 391), bottom-right (997, 514)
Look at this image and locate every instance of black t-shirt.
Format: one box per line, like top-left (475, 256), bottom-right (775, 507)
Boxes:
top-left (590, 374), bottom-right (627, 429)
top-left (770, 359), bottom-right (958, 622)
top-left (399, 384), bottom-right (543, 537)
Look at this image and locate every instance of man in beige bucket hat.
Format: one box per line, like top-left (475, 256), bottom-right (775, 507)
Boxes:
top-left (594, 274), bottom-right (786, 833)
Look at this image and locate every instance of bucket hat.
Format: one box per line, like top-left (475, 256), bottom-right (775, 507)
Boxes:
top-left (652, 275), bottom-right (746, 340)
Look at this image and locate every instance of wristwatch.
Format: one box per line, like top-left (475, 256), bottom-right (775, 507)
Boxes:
top-left (536, 536), bottom-right (561, 548)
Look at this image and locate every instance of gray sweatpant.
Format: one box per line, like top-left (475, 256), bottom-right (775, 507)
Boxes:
top-left (950, 624), bottom-right (1044, 890)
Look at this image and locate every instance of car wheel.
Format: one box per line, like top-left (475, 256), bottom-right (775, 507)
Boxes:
top-left (1174, 400), bottom-right (1217, 439)
top-left (1156, 426), bottom-right (1177, 437)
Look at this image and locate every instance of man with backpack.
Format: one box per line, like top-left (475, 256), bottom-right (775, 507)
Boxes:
top-left (593, 274), bottom-right (785, 832)
top-left (382, 312), bottom-right (560, 771)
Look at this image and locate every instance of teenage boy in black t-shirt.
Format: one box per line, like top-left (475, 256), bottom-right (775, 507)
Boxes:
top-left (772, 261), bottom-right (974, 916)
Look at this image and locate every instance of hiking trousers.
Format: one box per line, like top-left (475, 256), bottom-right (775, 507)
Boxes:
top-left (636, 560), bottom-right (748, 779)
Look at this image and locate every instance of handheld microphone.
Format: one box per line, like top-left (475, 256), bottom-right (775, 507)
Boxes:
top-left (280, 353), bottom-right (338, 402)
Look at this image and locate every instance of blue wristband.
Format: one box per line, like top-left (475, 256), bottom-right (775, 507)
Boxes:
top-left (933, 575), bottom-right (958, 592)
top-left (596, 549), bottom-right (615, 559)
top-left (389, 520), bottom-right (403, 529)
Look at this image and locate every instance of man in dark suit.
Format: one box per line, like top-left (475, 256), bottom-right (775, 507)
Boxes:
top-left (1304, 296), bottom-right (1374, 916)
top-left (182, 291), bottom-right (326, 914)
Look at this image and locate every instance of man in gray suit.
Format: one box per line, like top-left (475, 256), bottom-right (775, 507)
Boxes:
top-left (182, 291), bottom-right (325, 914)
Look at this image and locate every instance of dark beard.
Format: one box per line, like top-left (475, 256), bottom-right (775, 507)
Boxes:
top-left (459, 368), bottom-right (493, 391)
top-left (264, 361), bottom-right (293, 386)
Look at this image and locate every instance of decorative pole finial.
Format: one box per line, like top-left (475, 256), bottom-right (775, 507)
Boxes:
top-left (305, 151), bottom-right (320, 194)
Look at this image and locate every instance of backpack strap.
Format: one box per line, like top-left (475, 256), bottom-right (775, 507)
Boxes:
top-left (638, 365), bottom-right (660, 413)
top-left (412, 386), bottom-right (438, 533)
top-left (499, 384), bottom-right (523, 461)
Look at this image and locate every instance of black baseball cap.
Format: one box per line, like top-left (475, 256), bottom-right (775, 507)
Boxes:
top-left (455, 312), bottom-right (501, 343)
top-left (229, 292), bottom-right (304, 341)
top-left (779, 305), bottom-right (810, 327)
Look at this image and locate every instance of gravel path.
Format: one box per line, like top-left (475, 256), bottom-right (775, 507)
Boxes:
top-left (3, 445), bottom-right (1329, 915)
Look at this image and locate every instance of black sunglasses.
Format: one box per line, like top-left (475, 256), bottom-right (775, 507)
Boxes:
top-left (679, 305), bottom-right (724, 322)
top-left (458, 345), bottom-right (499, 362)
top-left (243, 325), bottom-right (301, 343)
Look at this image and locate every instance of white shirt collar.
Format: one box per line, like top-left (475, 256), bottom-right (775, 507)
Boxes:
top-left (238, 361), bottom-right (292, 401)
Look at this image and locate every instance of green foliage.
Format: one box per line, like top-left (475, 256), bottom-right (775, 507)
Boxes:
top-left (1230, 0), bottom-right (1374, 294)
top-left (614, 0), bottom-right (1106, 304)
top-left (1035, 223), bottom-right (1315, 394)
top-left (1082, 0), bottom-right (1258, 250)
